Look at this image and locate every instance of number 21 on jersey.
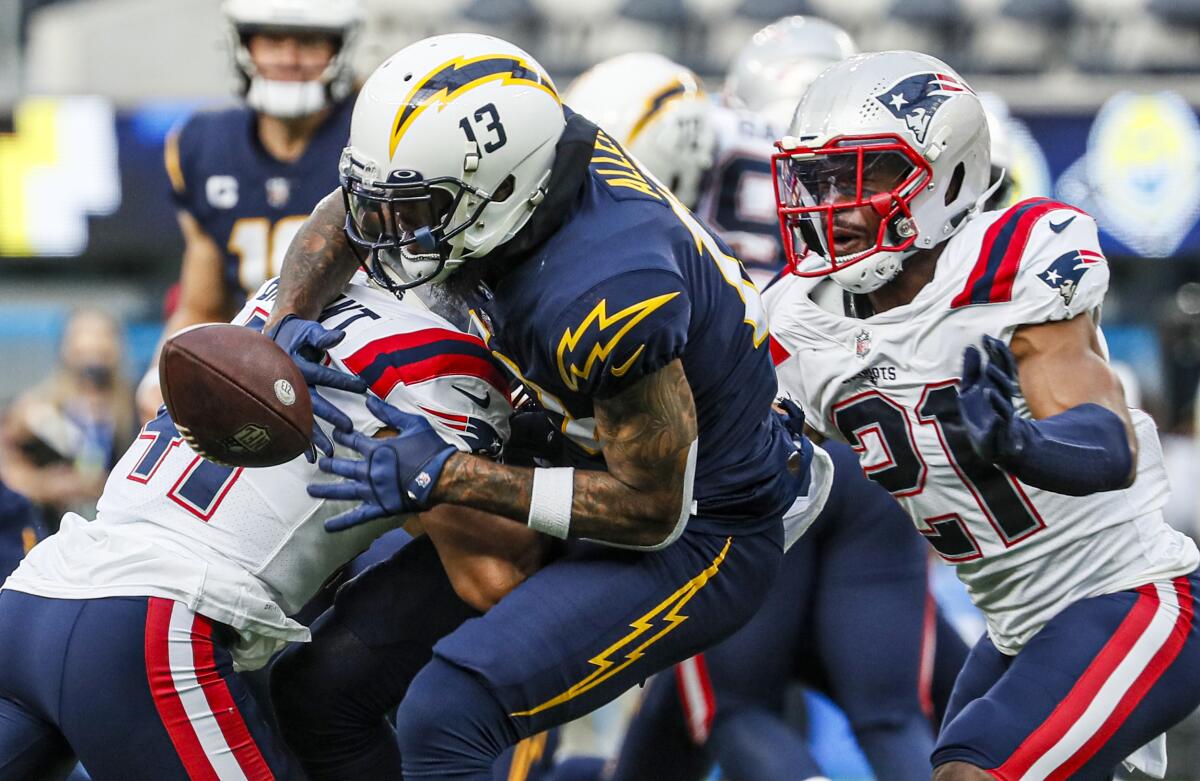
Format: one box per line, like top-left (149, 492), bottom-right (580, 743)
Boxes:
top-left (833, 380), bottom-right (1046, 562)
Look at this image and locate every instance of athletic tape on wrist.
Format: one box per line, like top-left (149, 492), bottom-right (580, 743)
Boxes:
top-left (528, 467), bottom-right (574, 539)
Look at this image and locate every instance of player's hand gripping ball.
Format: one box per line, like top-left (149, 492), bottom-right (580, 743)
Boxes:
top-left (269, 315), bottom-right (367, 460)
top-left (160, 324), bottom-right (314, 467)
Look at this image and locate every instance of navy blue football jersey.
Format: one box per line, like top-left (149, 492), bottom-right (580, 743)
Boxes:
top-left (472, 129), bottom-right (797, 533)
top-left (0, 478), bottom-right (43, 582)
top-left (164, 97), bottom-right (353, 303)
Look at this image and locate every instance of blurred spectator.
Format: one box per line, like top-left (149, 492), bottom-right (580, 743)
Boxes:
top-left (0, 309), bottom-right (136, 527)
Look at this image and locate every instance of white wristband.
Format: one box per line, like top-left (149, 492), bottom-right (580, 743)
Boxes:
top-left (528, 467), bottom-right (574, 539)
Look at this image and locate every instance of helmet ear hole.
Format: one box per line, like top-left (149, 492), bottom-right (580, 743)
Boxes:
top-left (493, 175), bottom-right (515, 203)
top-left (945, 162), bottom-right (965, 206)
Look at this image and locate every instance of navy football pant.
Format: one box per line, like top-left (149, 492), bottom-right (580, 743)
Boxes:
top-left (605, 670), bottom-right (711, 781)
top-left (934, 572), bottom-right (1200, 780)
top-left (0, 590), bottom-right (292, 780)
top-left (399, 527), bottom-right (781, 780)
top-left (607, 441), bottom-right (965, 781)
top-left (270, 534), bottom-right (481, 780)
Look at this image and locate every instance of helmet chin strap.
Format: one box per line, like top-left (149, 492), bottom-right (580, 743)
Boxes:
top-left (972, 169), bottom-right (1007, 213)
top-left (836, 179), bottom-right (1001, 295)
top-left (246, 77), bottom-right (328, 118)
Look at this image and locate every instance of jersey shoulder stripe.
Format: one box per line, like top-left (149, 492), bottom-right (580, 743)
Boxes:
top-left (342, 329), bottom-right (509, 399)
top-left (950, 197), bottom-right (1086, 309)
top-left (768, 334), bottom-right (791, 366)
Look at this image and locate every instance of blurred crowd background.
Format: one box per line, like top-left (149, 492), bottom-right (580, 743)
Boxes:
top-left (3, 0), bottom-right (1197, 533)
top-left (1, 0), bottom-right (1199, 777)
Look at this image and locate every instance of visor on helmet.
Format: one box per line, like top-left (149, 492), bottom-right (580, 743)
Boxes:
top-left (772, 135), bottom-right (931, 277)
top-left (340, 150), bottom-right (494, 293)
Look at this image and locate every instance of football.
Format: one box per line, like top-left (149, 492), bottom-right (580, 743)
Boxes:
top-left (159, 324), bottom-right (313, 468)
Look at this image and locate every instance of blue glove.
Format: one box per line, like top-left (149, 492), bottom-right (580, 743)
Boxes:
top-left (269, 314), bottom-right (366, 459)
top-left (957, 334), bottom-right (1132, 495)
top-left (958, 334), bottom-right (1029, 465)
top-left (308, 395), bottom-right (459, 531)
top-left (775, 397), bottom-right (814, 495)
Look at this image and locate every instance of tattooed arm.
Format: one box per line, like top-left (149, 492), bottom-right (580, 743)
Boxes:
top-left (263, 189), bottom-right (361, 331)
top-left (432, 359), bottom-right (699, 548)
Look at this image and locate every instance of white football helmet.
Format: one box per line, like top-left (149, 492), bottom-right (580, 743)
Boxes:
top-left (724, 16), bottom-right (857, 131)
top-left (564, 53), bottom-right (716, 207)
top-left (980, 93), bottom-right (1014, 211)
top-left (773, 50), bottom-right (991, 294)
top-left (340, 34), bottom-right (565, 293)
top-left (223, 0), bottom-right (362, 118)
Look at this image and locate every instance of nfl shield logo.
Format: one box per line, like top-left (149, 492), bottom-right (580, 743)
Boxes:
top-left (854, 328), bottom-right (872, 359)
top-left (266, 177), bottom-right (291, 208)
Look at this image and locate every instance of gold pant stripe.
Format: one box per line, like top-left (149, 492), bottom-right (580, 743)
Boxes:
top-left (506, 731), bottom-right (549, 781)
top-left (509, 537), bottom-right (733, 718)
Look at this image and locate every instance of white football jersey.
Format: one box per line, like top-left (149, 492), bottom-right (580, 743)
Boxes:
top-left (694, 103), bottom-right (785, 287)
top-left (766, 199), bottom-right (1198, 654)
top-left (4, 272), bottom-right (512, 669)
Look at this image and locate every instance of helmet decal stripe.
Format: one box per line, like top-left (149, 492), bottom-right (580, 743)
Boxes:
top-left (626, 80), bottom-right (697, 145)
top-left (388, 54), bottom-right (560, 158)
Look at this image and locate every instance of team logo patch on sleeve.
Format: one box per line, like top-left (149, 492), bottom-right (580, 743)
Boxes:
top-left (556, 292), bottom-right (681, 392)
top-left (1039, 249), bottom-right (1104, 306)
top-left (875, 72), bottom-right (971, 144)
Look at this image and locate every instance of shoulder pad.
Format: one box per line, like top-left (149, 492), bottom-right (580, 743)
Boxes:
top-left (951, 198), bottom-right (1108, 321)
top-left (549, 269), bottom-right (690, 399)
top-left (951, 198), bottom-right (1090, 308)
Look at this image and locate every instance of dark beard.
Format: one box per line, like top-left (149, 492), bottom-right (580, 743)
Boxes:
top-left (428, 250), bottom-right (511, 309)
top-left (422, 249), bottom-right (511, 326)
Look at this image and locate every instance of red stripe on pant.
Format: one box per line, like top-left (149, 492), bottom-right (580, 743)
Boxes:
top-left (675, 655), bottom-right (716, 745)
top-left (1047, 577), bottom-right (1194, 779)
top-left (190, 612), bottom-right (276, 781)
top-left (917, 571), bottom-right (937, 722)
top-left (992, 581), bottom-right (1181, 779)
top-left (145, 598), bottom-right (221, 781)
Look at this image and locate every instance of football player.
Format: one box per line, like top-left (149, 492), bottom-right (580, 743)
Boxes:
top-left (566, 17), bottom-right (855, 288)
top-left (714, 15), bottom-right (857, 285)
top-left (565, 41), bottom-right (967, 781)
top-left (0, 272), bottom-right (524, 780)
top-left (136, 0), bottom-right (362, 421)
top-left (259, 32), bottom-right (813, 781)
top-left (767, 50), bottom-right (1200, 779)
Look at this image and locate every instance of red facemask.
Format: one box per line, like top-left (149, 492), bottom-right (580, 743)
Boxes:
top-left (771, 134), bottom-right (932, 277)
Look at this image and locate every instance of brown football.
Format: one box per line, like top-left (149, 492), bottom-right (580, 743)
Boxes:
top-left (159, 324), bottom-right (313, 468)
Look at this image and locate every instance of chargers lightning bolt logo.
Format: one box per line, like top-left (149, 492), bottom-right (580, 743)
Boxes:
top-left (509, 538), bottom-right (731, 718)
top-left (389, 54), bottom-right (559, 158)
top-left (556, 292), bottom-right (681, 392)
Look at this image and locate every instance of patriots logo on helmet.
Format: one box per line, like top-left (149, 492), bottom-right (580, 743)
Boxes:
top-left (1039, 249), bottom-right (1104, 306)
top-left (874, 72), bottom-right (971, 144)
